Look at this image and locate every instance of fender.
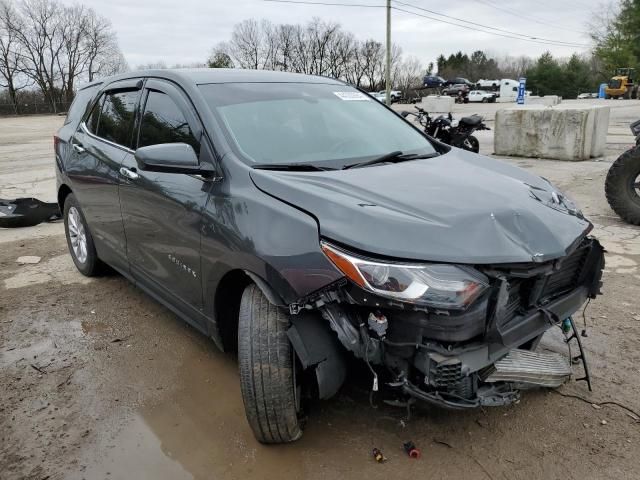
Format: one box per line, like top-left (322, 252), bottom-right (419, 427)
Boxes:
top-left (243, 270), bottom-right (286, 306)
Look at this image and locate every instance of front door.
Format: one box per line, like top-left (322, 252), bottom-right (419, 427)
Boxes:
top-left (65, 80), bottom-right (142, 272)
top-left (118, 79), bottom-right (211, 317)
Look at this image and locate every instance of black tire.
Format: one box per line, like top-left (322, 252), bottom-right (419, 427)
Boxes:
top-left (462, 135), bottom-right (480, 153)
top-left (238, 284), bottom-right (303, 444)
top-left (63, 193), bottom-right (103, 276)
top-left (482, 97), bottom-right (488, 103)
top-left (605, 94), bottom-right (611, 99)
top-left (605, 146), bottom-right (640, 225)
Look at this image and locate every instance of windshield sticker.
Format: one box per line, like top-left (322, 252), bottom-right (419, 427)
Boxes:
top-left (333, 91), bottom-right (370, 101)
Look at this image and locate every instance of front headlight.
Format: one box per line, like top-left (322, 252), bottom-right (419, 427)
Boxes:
top-left (321, 241), bottom-right (488, 310)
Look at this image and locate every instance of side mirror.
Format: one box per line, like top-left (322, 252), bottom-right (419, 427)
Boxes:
top-left (134, 143), bottom-right (201, 174)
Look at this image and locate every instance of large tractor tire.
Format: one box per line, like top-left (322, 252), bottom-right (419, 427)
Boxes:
top-left (605, 146), bottom-right (640, 225)
top-left (238, 284), bottom-right (303, 443)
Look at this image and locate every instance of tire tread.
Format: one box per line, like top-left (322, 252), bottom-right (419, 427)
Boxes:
top-left (238, 284), bottom-right (302, 443)
top-left (605, 146), bottom-right (640, 225)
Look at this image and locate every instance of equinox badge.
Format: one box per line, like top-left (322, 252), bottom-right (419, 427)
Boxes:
top-left (168, 254), bottom-right (197, 278)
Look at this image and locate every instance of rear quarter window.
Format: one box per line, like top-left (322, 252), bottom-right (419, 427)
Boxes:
top-left (64, 85), bottom-right (101, 127)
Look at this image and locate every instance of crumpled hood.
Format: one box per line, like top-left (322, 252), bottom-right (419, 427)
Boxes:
top-left (250, 150), bottom-right (592, 264)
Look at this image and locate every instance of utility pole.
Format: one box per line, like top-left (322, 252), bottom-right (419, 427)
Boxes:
top-left (385, 0), bottom-right (391, 106)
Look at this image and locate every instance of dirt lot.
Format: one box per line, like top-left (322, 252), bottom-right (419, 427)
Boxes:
top-left (2, 102), bottom-right (640, 480)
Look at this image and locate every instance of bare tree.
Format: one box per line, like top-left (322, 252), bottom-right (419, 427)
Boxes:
top-left (13, 0), bottom-right (67, 110)
top-left (0, 0), bottom-right (30, 111)
top-left (229, 19), bottom-right (265, 69)
top-left (395, 55), bottom-right (422, 99)
top-left (83, 9), bottom-right (126, 82)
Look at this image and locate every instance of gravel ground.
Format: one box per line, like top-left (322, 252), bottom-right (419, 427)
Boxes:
top-left (1, 101), bottom-right (640, 480)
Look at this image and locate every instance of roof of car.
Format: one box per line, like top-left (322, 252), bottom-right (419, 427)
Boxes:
top-left (80, 68), bottom-right (346, 90)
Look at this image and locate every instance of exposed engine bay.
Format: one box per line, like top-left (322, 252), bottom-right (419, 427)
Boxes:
top-left (287, 236), bottom-right (605, 409)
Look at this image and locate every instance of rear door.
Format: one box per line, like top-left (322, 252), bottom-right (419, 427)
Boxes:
top-left (118, 79), bottom-right (211, 319)
top-left (65, 80), bottom-right (142, 272)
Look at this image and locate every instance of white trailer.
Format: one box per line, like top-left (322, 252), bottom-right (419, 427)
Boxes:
top-left (496, 79), bottom-right (524, 103)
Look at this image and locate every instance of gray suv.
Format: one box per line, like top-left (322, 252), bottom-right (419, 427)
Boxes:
top-left (55, 69), bottom-right (604, 444)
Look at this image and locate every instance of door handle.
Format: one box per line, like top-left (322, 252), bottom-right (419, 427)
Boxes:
top-left (72, 143), bottom-right (85, 154)
top-left (119, 167), bottom-right (139, 180)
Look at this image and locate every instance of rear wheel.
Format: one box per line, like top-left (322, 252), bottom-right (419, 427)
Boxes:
top-left (238, 284), bottom-right (303, 443)
top-left (605, 146), bottom-right (640, 225)
top-left (462, 135), bottom-right (480, 153)
top-left (63, 194), bottom-right (103, 276)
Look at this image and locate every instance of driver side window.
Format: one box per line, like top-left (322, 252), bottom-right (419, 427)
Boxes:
top-left (138, 90), bottom-right (200, 155)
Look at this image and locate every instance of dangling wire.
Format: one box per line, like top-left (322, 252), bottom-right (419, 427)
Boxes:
top-left (362, 323), bottom-right (379, 409)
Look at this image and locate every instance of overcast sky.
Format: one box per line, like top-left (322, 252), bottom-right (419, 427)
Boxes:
top-left (60, 0), bottom-right (603, 69)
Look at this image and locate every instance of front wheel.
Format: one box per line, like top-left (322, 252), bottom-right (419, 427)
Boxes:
top-left (605, 146), bottom-right (640, 225)
top-left (238, 284), bottom-right (303, 443)
top-left (461, 135), bottom-right (480, 153)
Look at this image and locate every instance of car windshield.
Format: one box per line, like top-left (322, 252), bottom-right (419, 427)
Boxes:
top-left (198, 82), bottom-right (436, 167)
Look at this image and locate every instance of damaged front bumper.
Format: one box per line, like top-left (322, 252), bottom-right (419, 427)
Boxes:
top-left (288, 236), bottom-right (605, 409)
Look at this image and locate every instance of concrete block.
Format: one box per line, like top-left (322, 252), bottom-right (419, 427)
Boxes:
top-left (526, 95), bottom-right (561, 106)
top-left (494, 105), bottom-right (610, 161)
top-left (421, 95), bottom-right (454, 112)
top-left (554, 104), bottom-right (611, 158)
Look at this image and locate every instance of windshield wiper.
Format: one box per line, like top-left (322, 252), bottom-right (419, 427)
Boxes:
top-left (342, 151), bottom-right (438, 170)
top-left (252, 163), bottom-right (336, 171)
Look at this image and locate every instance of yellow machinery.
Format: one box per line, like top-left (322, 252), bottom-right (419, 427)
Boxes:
top-left (605, 68), bottom-right (638, 99)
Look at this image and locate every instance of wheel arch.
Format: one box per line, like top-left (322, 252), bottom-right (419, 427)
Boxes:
top-left (212, 268), bottom-right (286, 352)
top-left (58, 184), bottom-right (73, 211)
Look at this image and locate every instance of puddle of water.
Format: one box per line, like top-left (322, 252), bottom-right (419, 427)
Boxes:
top-left (72, 415), bottom-right (193, 480)
top-left (75, 350), bottom-right (311, 480)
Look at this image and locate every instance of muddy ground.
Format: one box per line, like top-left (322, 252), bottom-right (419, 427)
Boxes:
top-left (2, 102), bottom-right (640, 480)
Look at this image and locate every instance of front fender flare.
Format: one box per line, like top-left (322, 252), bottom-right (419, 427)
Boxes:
top-left (243, 270), bottom-right (286, 306)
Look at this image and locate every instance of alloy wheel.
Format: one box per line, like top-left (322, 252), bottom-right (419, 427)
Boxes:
top-left (68, 206), bottom-right (88, 264)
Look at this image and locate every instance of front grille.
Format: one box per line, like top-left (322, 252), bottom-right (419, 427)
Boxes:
top-left (432, 360), bottom-right (463, 387)
top-left (540, 243), bottom-right (590, 301)
top-left (504, 281), bottom-right (523, 319)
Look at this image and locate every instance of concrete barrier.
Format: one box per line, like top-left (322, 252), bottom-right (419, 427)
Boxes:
top-left (421, 95), bottom-right (454, 112)
top-left (554, 104), bottom-right (610, 157)
top-left (494, 105), bottom-right (611, 161)
top-left (526, 95), bottom-right (562, 106)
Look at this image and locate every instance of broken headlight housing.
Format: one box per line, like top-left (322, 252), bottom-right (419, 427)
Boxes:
top-left (321, 241), bottom-right (489, 310)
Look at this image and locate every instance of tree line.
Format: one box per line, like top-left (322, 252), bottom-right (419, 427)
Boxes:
top-left (208, 0), bottom-right (638, 99)
top-left (208, 18), bottom-right (424, 95)
top-left (0, 0), bottom-right (126, 113)
top-left (1, 0), bottom-right (637, 113)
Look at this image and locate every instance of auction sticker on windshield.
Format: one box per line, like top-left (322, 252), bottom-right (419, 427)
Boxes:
top-left (333, 91), bottom-right (370, 101)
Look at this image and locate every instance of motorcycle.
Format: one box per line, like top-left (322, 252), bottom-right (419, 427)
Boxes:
top-left (605, 119), bottom-right (640, 225)
top-left (401, 106), bottom-right (489, 153)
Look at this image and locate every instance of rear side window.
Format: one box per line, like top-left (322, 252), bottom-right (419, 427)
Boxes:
top-left (85, 96), bottom-right (102, 134)
top-left (96, 90), bottom-right (140, 148)
top-left (64, 85), bottom-right (100, 126)
top-left (138, 91), bottom-right (199, 154)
